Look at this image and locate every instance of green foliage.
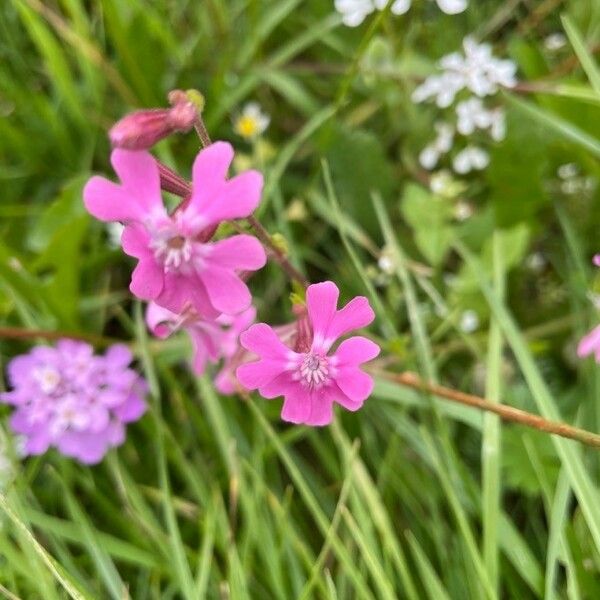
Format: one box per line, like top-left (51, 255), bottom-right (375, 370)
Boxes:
top-left (0, 0), bottom-right (600, 598)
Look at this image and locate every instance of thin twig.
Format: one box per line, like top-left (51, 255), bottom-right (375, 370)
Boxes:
top-left (374, 369), bottom-right (600, 449)
top-left (182, 112), bottom-right (309, 289)
top-left (0, 327), bottom-right (118, 347)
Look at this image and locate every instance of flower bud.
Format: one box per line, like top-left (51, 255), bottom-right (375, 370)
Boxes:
top-left (109, 102), bottom-right (197, 150)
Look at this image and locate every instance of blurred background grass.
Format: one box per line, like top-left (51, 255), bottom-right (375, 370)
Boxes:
top-left (1, 0), bottom-right (600, 598)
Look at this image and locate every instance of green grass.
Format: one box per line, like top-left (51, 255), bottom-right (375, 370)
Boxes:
top-left (1, 0), bottom-right (600, 597)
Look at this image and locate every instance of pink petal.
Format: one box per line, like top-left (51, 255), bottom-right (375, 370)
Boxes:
top-left (156, 273), bottom-right (219, 319)
top-left (188, 141), bottom-right (263, 225)
top-left (307, 281), bottom-right (339, 344)
top-left (333, 336), bottom-right (380, 367)
top-left (114, 394), bottom-right (147, 422)
top-left (237, 360), bottom-right (288, 390)
top-left (129, 259), bottom-right (164, 300)
top-left (121, 224), bottom-right (151, 258)
top-left (258, 372), bottom-right (296, 399)
top-left (215, 366), bottom-right (236, 395)
top-left (239, 324), bottom-right (294, 360)
top-left (110, 149), bottom-right (163, 214)
top-left (193, 170), bottom-right (263, 226)
top-left (577, 325), bottom-right (600, 361)
top-left (191, 142), bottom-right (234, 200)
top-left (209, 235), bottom-right (266, 270)
top-left (189, 329), bottom-right (220, 375)
top-left (281, 385), bottom-right (312, 424)
top-left (326, 297), bottom-right (375, 348)
top-left (335, 367), bottom-right (374, 403)
top-left (200, 266), bottom-right (252, 315)
top-left (330, 382), bottom-right (363, 412)
top-left (84, 176), bottom-right (141, 222)
top-left (593, 255), bottom-right (600, 268)
top-left (145, 302), bottom-right (176, 338)
top-left (306, 387), bottom-right (335, 426)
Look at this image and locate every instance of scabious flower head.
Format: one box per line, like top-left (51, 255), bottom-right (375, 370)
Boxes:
top-left (0, 340), bottom-right (147, 465)
top-left (146, 302), bottom-right (256, 377)
top-left (84, 142), bottom-right (266, 318)
top-left (234, 103), bottom-right (270, 140)
top-left (236, 281), bottom-right (380, 426)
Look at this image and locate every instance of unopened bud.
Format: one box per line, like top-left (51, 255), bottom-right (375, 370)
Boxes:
top-left (109, 102), bottom-right (197, 150)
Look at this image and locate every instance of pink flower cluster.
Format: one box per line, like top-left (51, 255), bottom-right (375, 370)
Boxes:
top-left (84, 141), bottom-right (267, 389)
top-left (0, 340), bottom-right (147, 464)
top-left (81, 125), bottom-right (380, 428)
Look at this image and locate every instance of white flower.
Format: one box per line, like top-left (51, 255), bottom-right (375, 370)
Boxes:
top-left (107, 222), bottom-right (124, 248)
top-left (414, 37), bottom-right (517, 107)
top-left (544, 33), bottom-right (567, 51)
top-left (419, 123), bottom-right (454, 170)
top-left (336, 0), bottom-right (467, 27)
top-left (335, 0), bottom-right (375, 26)
top-left (557, 163), bottom-right (579, 179)
top-left (459, 309), bottom-right (479, 333)
top-left (454, 201), bottom-right (473, 221)
top-left (526, 252), bottom-right (546, 272)
top-left (233, 103), bottom-right (270, 139)
top-left (436, 0), bottom-right (468, 13)
top-left (455, 98), bottom-right (506, 141)
top-left (453, 146), bottom-right (489, 174)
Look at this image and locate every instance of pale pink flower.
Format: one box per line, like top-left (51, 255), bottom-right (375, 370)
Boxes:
top-left (146, 302), bottom-right (256, 376)
top-left (0, 340), bottom-right (147, 465)
top-left (236, 281), bottom-right (380, 426)
top-left (577, 255), bottom-right (600, 362)
top-left (578, 326), bottom-right (600, 362)
top-left (84, 142), bottom-right (266, 318)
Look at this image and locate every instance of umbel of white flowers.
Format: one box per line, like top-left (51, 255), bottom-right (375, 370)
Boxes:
top-left (413, 36), bottom-right (517, 174)
top-left (335, 0), bottom-right (467, 27)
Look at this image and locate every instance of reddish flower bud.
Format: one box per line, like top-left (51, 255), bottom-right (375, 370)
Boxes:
top-left (109, 102), bottom-right (197, 150)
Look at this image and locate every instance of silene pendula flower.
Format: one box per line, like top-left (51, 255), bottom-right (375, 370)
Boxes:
top-left (84, 142), bottom-right (266, 318)
top-left (146, 302), bottom-right (256, 377)
top-left (0, 340), bottom-right (147, 465)
top-left (234, 103), bottom-right (270, 140)
top-left (236, 281), bottom-right (380, 426)
top-left (577, 255), bottom-right (600, 362)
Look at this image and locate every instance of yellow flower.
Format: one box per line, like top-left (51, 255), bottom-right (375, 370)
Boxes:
top-left (234, 103), bottom-right (270, 139)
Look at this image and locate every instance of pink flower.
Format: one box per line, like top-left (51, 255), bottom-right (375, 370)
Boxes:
top-left (146, 302), bottom-right (256, 376)
top-left (0, 340), bottom-right (147, 465)
top-left (109, 102), bottom-right (197, 150)
top-left (83, 142), bottom-right (266, 318)
top-left (578, 326), bottom-right (600, 362)
top-left (236, 281), bottom-right (380, 426)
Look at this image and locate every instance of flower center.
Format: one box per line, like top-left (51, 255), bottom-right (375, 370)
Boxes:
top-left (33, 367), bottom-right (61, 394)
top-left (298, 353), bottom-right (329, 388)
top-left (151, 232), bottom-right (194, 272)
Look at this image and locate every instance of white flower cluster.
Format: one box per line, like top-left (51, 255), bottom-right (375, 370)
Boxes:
top-left (413, 37), bottom-right (517, 174)
top-left (335, 0), bottom-right (467, 28)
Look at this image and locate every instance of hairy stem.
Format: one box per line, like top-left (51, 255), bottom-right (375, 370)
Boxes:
top-left (173, 110), bottom-right (309, 289)
top-left (374, 369), bottom-right (600, 449)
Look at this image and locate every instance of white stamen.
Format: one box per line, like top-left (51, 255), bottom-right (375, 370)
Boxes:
top-left (298, 353), bottom-right (329, 389)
